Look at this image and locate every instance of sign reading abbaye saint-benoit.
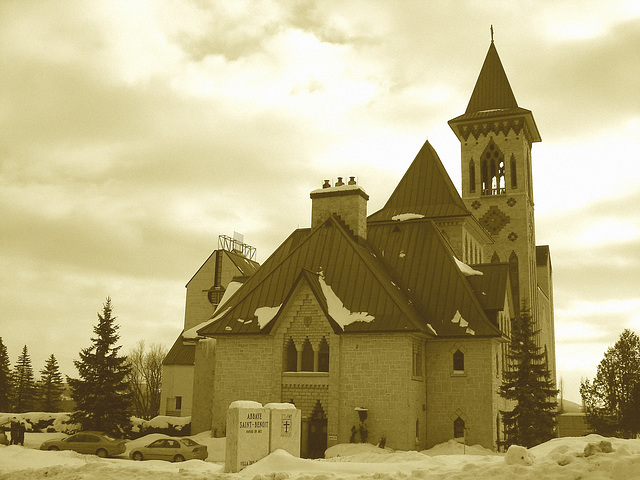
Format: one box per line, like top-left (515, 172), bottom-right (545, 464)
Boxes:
top-left (225, 401), bottom-right (270, 472)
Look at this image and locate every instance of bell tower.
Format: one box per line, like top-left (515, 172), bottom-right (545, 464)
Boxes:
top-left (448, 39), bottom-right (541, 323)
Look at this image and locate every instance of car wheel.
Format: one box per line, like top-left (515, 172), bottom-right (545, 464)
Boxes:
top-left (132, 451), bottom-right (144, 461)
top-left (48, 446), bottom-right (60, 451)
top-left (96, 448), bottom-right (108, 458)
top-left (173, 454), bottom-right (185, 462)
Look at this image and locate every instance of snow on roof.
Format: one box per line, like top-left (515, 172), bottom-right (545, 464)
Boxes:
top-left (391, 213), bottom-right (425, 221)
top-left (215, 281), bottom-right (243, 311)
top-left (317, 272), bottom-right (374, 329)
top-left (183, 307), bottom-right (231, 339)
top-left (254, 305), bottom-right (282, 329)
top-left (454, 257), bottom-right (484, 276)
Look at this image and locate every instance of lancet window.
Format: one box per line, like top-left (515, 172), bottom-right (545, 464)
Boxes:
top-left (481, 139), bottom-right (505, 195)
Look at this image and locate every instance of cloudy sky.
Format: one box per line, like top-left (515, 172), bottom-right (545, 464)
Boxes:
top-left (2, 1), bottom-right (639, 403)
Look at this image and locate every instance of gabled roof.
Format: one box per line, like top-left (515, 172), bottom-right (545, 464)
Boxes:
top-left (466, 263), bottom-right (511, 312)
top-left (197, 215), bottom-right (428, 336)
top-left (367, 220), bottom-right (504, 337)
top-left (163, 336), bottom-right (196, 366)
top-left (368, 140), bottom-right (470, 222)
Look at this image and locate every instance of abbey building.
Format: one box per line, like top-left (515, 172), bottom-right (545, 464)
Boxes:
top-left (160, 39), bottom-right (555, 457)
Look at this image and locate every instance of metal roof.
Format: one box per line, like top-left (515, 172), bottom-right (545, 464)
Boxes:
top-left (198, 215), bottom-right (428, 336)
top-left (368, 140), bottom-right (470, 222)
top-left (465, 41), bottom-right (518, 114)
top-left (466, 263), bottom-right (511, 312)
top-left (163, 336), bottom-right (196, 366)
top-left (448, 42), bottom-right (541, 142)
top-left (367, 220), bottom-right (503, 337)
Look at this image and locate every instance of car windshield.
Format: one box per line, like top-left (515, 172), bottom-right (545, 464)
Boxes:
top-left (101, 433), bottom-right (116, 441)
top-left (180, 438), bottom-right (198, 447)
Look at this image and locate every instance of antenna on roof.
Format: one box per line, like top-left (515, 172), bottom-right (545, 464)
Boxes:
top-left (490, 25), bottom-right (494, 43)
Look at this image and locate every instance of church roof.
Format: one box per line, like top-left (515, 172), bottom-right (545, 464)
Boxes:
top-left (197, 215), bottom-right (428, 336)
top-left (466, 263), bottom-right (511, 312)
top-left (367, 221), bottom-right (504, 337)
top-left (448, 42), bottom-right (541, 142)
top-left (367, 140), bottom-right (470, 222)
top-left (465, 41), bottom-right (518, 114)
top-left (163, 336), bottom-right (195, 366)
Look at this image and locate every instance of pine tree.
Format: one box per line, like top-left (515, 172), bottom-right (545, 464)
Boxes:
top-left (12, 345), bottom-right (37, 413)
top-left (499, 306), bottom-right (558, 448)
top-left (68, 298), bottom-right (132, 436)
top-left (580, 329), bottom-right (640, 438)
top-left (0, 337), bottom-right (12, 411)
top-left (39, 354), bottom-right (65, 412)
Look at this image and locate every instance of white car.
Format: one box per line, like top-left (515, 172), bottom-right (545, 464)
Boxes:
top-left (129, 437), bottom-right (208, 462)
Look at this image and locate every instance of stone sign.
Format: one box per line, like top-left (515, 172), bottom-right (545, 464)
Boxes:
top-left (225, 401), bottom-right (270, 472)
top-left (265, 402), bottom-right (301, 456)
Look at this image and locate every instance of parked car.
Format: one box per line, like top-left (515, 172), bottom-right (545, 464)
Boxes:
top-left (39, 431), bottom-right (127, 458)
top-left (129, 437), bottom-right (208, 462)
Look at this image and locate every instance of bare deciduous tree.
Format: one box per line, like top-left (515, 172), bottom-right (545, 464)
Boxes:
top-left (127, 341), bottom-right (167, 420)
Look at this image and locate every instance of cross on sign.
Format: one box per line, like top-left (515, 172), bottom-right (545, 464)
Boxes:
top-left (282, 418), bottom-right (292, 433)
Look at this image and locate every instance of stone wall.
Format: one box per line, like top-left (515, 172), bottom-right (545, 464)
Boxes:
top-left (426, 337), bottom-right (505, 449)
top-left (191, 338), bottom-right (216, 434)
top-left (338, 333), bottom-right (427, 450)
top-left (212, 335), bottom-right (278, 436)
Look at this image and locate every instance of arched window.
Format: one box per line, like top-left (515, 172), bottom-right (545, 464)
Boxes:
top-left (469, 159), bottom-right (476, 193)
top-left (510, 155), bottom-right (517, 188)
top-left (454, 417), bottom-right (465, 438)
top-left (284, 338), bottom-right (297, 372)
top-left (453, 349), bottom-right (464, 372)
top-left (481, 140), bottom-right (505, 195)
top-left (318, 337), bottom-right (330, 372)
top-left (491, 251), bottom-right (500, 263)
top-left (301, 338), bottom-right (314, 371)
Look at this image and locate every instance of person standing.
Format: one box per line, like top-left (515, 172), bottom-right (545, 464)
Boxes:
top-left (17, 421), bottom-right (26, 446)
top-left (9, 418), bottom-right (19, 445)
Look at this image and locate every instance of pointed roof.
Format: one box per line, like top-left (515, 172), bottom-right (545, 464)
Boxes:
top-left (367, 221), bottom-right (504, 337)
top-left (449, 42), bottom-right (541, 142)
top-left (368, 140), bottom-right (470, 222)
top-left (466, 41), bottom-right (518, 114)
top-left (197, 215), bottom-right (428, 336)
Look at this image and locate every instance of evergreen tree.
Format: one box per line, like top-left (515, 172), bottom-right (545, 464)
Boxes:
top-left (39, 354), bottom-right (65, 412)
top-left (12, 345), bottom-right (37, 413)
top-left (580, 329), bottom-right (640, 438)
top-left (68, 298), bottom-right (132, 436)
top-left (499, 306), bottom-right (558, 448)
top-left (0, 337), bottom-right (12, 411)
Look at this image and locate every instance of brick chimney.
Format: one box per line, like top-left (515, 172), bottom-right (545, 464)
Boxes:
top-left (310, 177), bottom-right (369, 239)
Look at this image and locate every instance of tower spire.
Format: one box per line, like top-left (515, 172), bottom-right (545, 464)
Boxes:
top-left (490, 25), bottom-right (494, 43)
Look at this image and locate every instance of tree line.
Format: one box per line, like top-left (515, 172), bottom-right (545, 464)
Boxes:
top-left (0, 298), bottom-right (167, 430)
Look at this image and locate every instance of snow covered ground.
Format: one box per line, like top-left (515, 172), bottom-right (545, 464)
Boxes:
top-left (1, 433), bottom-right (640, 480)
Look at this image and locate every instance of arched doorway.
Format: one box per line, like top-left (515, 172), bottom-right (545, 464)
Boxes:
top-left (307, 400), bottom-right (327, 459)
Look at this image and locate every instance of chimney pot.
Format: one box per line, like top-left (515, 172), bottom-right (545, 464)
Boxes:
top-left (335, 177), bottom-right (344, 186)
top-left (322, 179), bottom-right (331, 189)
top-left (348, 176), bottom-right (356, 185)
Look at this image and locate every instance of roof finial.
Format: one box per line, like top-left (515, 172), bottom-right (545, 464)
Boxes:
top-left (490, 25), bottom-right (494, 43)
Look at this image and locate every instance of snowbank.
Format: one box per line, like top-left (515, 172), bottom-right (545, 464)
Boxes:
top-left (2, 434), bottom-right (640, 480)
